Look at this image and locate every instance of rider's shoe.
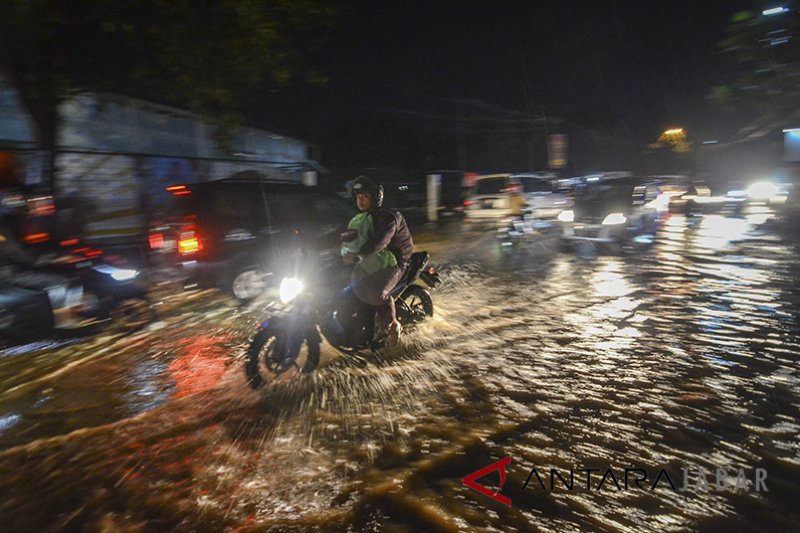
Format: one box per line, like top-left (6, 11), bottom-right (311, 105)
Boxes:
top-left (386, 320), bottom-right (402, 347)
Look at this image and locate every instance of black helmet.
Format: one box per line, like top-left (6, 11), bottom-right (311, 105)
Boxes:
top-left (351, 176), bottom-right (384, 208)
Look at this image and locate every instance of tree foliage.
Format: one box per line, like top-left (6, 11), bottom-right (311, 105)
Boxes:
top-left (708, 7), bottom-right (800, 124)
top-left (0, 0), bottom-right (344, 157)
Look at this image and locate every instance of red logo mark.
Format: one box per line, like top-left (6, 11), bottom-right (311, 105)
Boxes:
top-left (462, 456), bottom-right (512, 506)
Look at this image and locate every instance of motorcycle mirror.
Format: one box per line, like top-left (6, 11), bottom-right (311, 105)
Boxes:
top-left (340, 229), bottom-right (357, 243)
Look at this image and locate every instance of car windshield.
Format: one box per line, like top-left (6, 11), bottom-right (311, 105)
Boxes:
top-left (475, 177), bottom-right (506, 195)
top-left (574, 179), bottom-right (638, 217)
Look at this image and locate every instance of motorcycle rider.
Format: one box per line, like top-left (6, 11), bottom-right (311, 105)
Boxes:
top-left (343, 176), bottom-right (414, 347)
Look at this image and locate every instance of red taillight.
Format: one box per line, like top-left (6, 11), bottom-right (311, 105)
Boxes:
top-left (60, 239), bottom-right (79, 247)
top-left (464, 200), bottom-right (473, 206)
top-left (178, 225), bottom-right (201, 255)
top-left (149, 232), bottom-right (165, 249)
top-left (23, 232), bottom-right (50, 244)
top-left (166, 185), bottom-right (191, 196)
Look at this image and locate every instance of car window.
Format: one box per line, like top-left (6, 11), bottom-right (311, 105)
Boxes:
top-left (267, 191), bottom-right (354, 229)
top-left (521, 177), bottom-right (552, 193)
top-left (206, 184), bottom-right (269, 230)
top-left (575, 180), bottom-right (637, 208)
top-left (475, 177), bottom-right (506, 195)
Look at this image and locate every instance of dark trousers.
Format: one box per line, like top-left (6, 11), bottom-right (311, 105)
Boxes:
top-left (352, 265), bottom-right (405, 328)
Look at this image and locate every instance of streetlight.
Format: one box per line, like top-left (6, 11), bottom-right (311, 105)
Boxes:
top-left (657, 127), bottom-right (691, 153)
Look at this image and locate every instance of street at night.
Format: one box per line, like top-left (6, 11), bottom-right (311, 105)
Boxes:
top-left (2, 0), bottom-right (800, 531)
top-left (1, 208), bottom-right (798, 531)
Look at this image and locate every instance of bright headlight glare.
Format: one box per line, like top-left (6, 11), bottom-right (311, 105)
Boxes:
top-left (746, 181), bottom-right (780, 200)
top-left (92, 264), bottom-right (139, 281)
top-left (279, 277), bottom-right (304, 303)
top-left (557, 209), bottom-right (575, 222)
top-left (111, 269), bottom-right (139, 281)
top-left (602, 212), bottom-right (627, 225)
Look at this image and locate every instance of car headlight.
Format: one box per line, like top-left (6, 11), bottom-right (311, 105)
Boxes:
top-left (602, 212), bottom-right (627, 225)
top-left (279, 277), bottom-right (304, 303)
top-left (557, 209), bottom-right (574, 222)
top-left (746, 181), bottom-right (780, 201)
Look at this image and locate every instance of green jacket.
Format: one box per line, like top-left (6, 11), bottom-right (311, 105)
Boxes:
top-left (341, 212), bottom-right (398, 274)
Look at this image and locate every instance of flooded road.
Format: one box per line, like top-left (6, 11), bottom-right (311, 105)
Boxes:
top-left (1, 208), bottom-right (799, 531)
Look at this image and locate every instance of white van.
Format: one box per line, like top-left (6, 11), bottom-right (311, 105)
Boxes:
top-left (464, 172), bottom-right (571, 223)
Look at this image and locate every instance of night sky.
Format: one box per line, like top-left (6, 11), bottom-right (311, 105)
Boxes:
top-left (258, 0), bottom-right (758, 173)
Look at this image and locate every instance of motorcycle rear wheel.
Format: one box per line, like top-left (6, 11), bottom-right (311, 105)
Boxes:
top-left (111, 298), bottom-right (155, 332)
top-left (245, 327), bottom-right (320, 389)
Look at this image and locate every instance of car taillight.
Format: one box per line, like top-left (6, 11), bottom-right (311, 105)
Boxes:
top-left (23, 232), bottom-right (50, 244)
top-left (149, 232), bottom-right (165, 250)
top-left (178, 225), bottom-right (201, 255)
top-left (464, 200), bottom-right (473, 206)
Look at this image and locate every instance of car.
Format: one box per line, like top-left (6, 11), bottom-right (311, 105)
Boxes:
top-left (557, 174), bottom-right (662, 250)
top-left (513, 172), bottom-right (573, 224)
top-left (148, 178), bottom-right (355, 301)
top-left (725, 179), bottom-right (792, 207)
top-left (667, 181), bottom-right (722, 214)
top-left (463, 172), bottom-right (570, 225)
top-left (427, 170), bottom-right (468, 218)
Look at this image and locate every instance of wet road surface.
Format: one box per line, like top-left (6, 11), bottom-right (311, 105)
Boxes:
top-left (1, 208), bottom-right (799, 531)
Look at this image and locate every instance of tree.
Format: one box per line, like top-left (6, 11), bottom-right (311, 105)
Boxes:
top-left (708, 6), bottom-right (800, 126)
top-left (0, 0), bottom-right (344, 185)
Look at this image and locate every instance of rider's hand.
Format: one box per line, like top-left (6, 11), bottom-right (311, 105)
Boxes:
top-left (343, 252), bottom-right (360, 265)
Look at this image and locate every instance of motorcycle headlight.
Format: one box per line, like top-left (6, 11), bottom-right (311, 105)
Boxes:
top-left (557, 209), bottom-right (574, 222)
top-left (602, 212), bottom-right (627, 225)
top-left (92, 264), bottom-right (139, 281)
top-left (279, 277), bottom-right (304, 304)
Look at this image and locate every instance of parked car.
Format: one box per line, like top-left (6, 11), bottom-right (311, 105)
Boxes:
top-left (148, 178), bottom-right (355, 301)
top-left (558, 174), bottom-right (662, 250)
top-left (464, 172), bottom-right (570, 224)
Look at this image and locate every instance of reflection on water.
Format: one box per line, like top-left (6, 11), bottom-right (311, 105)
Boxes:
top-left (0, 210), bottom-right (798, 531)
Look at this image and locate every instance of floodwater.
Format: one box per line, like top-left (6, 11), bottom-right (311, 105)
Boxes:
top-left (0, 207), bottom-right (798, 532)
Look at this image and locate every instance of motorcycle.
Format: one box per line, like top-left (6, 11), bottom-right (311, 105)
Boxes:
top-left (496, 209), bottom-right (542, 248)
top-left (0, 228), bottom-right (153, 340)
top-left (244, 231), bottom-right (441, 389)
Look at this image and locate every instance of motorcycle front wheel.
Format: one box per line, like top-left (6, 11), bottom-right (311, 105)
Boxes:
top-left (397, 285), bottom-right (433, 325)
top-left (244, 326), bottom-right (321, 389)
